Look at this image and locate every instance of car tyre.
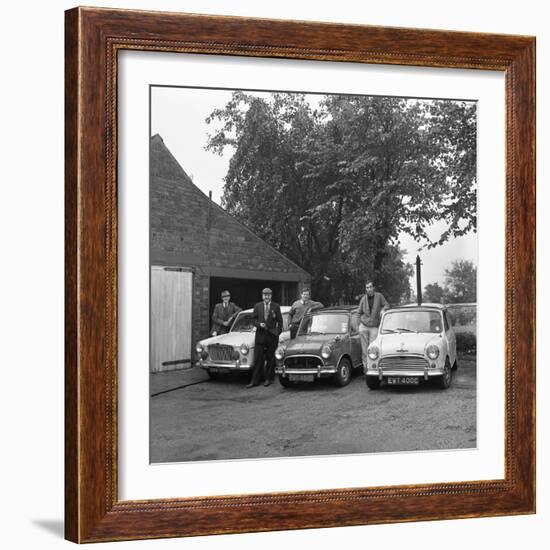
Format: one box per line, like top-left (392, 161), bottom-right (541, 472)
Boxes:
top-left (278, 375), bottom-right (293, 388)
top-left (366, 375), bottom-right (381, 390)
top-left (335, 358), bottom-right (352, 387)
top-left (207, 369), bottom-right (220, 379)
top-left (452, 358), bottom-right (458, 371)
top-left (435, 358), bottom-right (452, 389)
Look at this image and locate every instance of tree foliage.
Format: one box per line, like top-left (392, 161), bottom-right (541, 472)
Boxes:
top-left (423, 282), bottom-right (445, 303)
top-left (423, 260), bottom-right (477, 304)
top-left (205, 92), bottom-right (476, 304)
top-left (442, 259), bottom-right (477, 303)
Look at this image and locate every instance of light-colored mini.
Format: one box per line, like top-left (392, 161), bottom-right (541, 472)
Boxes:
top-left (365, 303), bottom-right (457, 390)
top-left (195, 306), bottom-right (291, 378)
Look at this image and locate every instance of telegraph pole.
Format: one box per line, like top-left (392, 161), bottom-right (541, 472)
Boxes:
top-left (416, 255), bottom-right (422, 305)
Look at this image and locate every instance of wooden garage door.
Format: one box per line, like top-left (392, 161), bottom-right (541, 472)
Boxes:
top-left (151, 266), bottom-right (193, 372)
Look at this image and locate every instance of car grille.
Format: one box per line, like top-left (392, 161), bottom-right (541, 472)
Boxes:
top-left (208, 344), bottom-right (236, 362)
top-left (284, 356), bottom-right (323, 370)
top-left (379, 355), bottom-right (429, 371)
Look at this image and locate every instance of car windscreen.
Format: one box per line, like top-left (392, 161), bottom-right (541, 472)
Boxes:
top-left (231, 312), bottom-right (289, 332)
top-left (298, 313), bottom-right (349, 335)
top-left (381, 310), bottom-right (443, 334)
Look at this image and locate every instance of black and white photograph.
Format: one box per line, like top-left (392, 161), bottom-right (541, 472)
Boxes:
top-left (149, 85), bottom-right (478, 463)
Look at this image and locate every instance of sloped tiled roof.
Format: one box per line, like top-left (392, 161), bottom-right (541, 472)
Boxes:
top-left (150, 134), bottom-right (309, 278)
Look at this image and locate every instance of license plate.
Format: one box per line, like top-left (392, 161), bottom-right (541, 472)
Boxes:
top-left (210, 367), bottom-right (231, 374)
top-left (289, 374), bottom-right (315, 382)
top-left (387, 376), bottom-right (419, 385)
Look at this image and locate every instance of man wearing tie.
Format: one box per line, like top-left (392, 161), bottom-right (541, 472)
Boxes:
top-left (211, 290), bottom-right (241, 336)
top-left (247, 288), bottom-right (283, 388)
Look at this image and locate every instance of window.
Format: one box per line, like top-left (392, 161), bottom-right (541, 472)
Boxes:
top-left (299, 313), bottom-right (349, 335)
top-left (350, 312), bottom-right (360, 334)
top-left (381, 310), bottom-right (443, 334)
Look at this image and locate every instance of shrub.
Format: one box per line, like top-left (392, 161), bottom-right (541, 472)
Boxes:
top-left (456, 330), bottom-right (476, 354)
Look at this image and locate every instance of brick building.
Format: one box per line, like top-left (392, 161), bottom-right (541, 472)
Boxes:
top-left (150, 134), bottom-right (310, 371)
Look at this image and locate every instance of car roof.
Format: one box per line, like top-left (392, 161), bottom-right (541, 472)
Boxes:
top-left (388, 303), bottom-right (447, 311)
top-left (311, 305), bottom-right (359, 314)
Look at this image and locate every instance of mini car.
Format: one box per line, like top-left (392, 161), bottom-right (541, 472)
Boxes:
top-left (364, 303), bottom-right (457, 390)
top-left (274, 306), bottom-right (362, 387)
top-left (195, 306), bottom-right (291, 378)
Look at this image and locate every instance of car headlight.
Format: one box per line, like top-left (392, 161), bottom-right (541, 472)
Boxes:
top-left (275, 346), bottom-right (285, 361)
top-left (426, 344), bottom-right (440, 360)
top-left (240, 343), bottom-right (249, 355)
top-left (368, 346), bottom-right (379, 360)
top-left (196, 343), bottom-right (204, 354)
top-left (321, 344), bottom-right (332, 359)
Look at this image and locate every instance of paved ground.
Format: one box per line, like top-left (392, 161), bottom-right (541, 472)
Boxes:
top-left (150, 355), bottom-right (476, 463)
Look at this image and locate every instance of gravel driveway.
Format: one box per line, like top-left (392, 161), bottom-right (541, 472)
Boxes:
top-left (150, 355), bottom-right (476, 463)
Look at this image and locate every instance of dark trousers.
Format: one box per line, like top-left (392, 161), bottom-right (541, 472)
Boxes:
top-left (290, 323), bottom-right (300, 339)
top-left (250, 334), bottom-right (278, 385)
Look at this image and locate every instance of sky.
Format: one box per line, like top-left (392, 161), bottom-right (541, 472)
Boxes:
top-left (151, 86), bottom-right (477, 287)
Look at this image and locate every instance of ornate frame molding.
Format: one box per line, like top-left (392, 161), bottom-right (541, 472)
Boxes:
top-left (65, 7), bottom-right (535, 542)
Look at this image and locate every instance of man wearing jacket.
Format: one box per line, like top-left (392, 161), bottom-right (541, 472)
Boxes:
top-left (247, 288), bottom-right (283, 388)
top-left (288, 288), bottom-right (324, 339)
top-left (358, 281), bottom-right (389, 369)
top-left (211, 290), bottom-right (241, 336)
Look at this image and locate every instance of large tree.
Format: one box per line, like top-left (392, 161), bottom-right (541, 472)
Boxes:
top-left (205, 92), bottom-right (476, 304)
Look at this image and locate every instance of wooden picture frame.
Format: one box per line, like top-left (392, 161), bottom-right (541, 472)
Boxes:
top-left (65, 6), bottom-right (536, 543)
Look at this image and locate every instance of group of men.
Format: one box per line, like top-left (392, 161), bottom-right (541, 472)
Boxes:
top-left (210, 282), bottom-right (389, 388)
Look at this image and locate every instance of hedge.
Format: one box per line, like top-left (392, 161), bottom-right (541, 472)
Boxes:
top-left (455, 330), bottom-right (476, 354)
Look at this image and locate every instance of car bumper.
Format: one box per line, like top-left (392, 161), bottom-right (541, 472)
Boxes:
top-left (275, 365), bottom-right (338, 378)
top-left (365, 365), bottom-right (445, 380)
top-left (197, 361), bottom-right (252, 371)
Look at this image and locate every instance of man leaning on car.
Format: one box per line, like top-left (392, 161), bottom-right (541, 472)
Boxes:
top-left (358, 281), bottom-right (389, 369)
top-left (211, 290), bottom-right (241, 336)
top-left (288, 288), bottom-right (324, 339)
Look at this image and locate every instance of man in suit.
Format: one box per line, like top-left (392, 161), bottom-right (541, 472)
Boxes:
top-left (358, 281), bottom-right (389, 369)
top-left (211, 290), bottom-right (241, 336)
top-left (247, 288), bottom-right (283, 388)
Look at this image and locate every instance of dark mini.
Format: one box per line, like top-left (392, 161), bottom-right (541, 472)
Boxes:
top-left (274, 306), bottom-right (363, 387)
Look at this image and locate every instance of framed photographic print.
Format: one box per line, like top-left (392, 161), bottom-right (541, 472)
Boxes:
top-left (65, 6), bottom-right (535, 543)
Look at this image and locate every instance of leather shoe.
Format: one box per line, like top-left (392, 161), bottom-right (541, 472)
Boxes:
top-left (246, 382), bottom-right (256, 388)
top-left (263, 380), bottom-right (271, 387)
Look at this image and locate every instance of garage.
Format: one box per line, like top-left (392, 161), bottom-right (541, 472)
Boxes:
top-left (150, 134), bottom-right (310, 371)
top-left (209, 277), bottom-right (298, 313)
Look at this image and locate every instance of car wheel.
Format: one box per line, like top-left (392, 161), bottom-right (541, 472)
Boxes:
top-left (335, 358), bottom-right (352, 387)
top-left (207, 370), bottom-right (219, 379)
top-left (452, 358), bottom-right (458, 371)
top-left (435, 358), bottom-right (452, 389)
top-left (278, 375), bottom-right (293, 388)
top-left (366, 375), bottom-right (381, 390)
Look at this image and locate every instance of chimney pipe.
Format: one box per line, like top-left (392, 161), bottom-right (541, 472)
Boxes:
top-left (207, 190), bottom-right (212, 230)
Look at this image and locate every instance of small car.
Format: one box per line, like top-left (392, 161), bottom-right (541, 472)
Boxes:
top-left (195, 306), bottom-right (291, 378)
top-left (364, 303), bottom-right (457, 390)
top-left (274, 306), bottom-right (362, 387)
